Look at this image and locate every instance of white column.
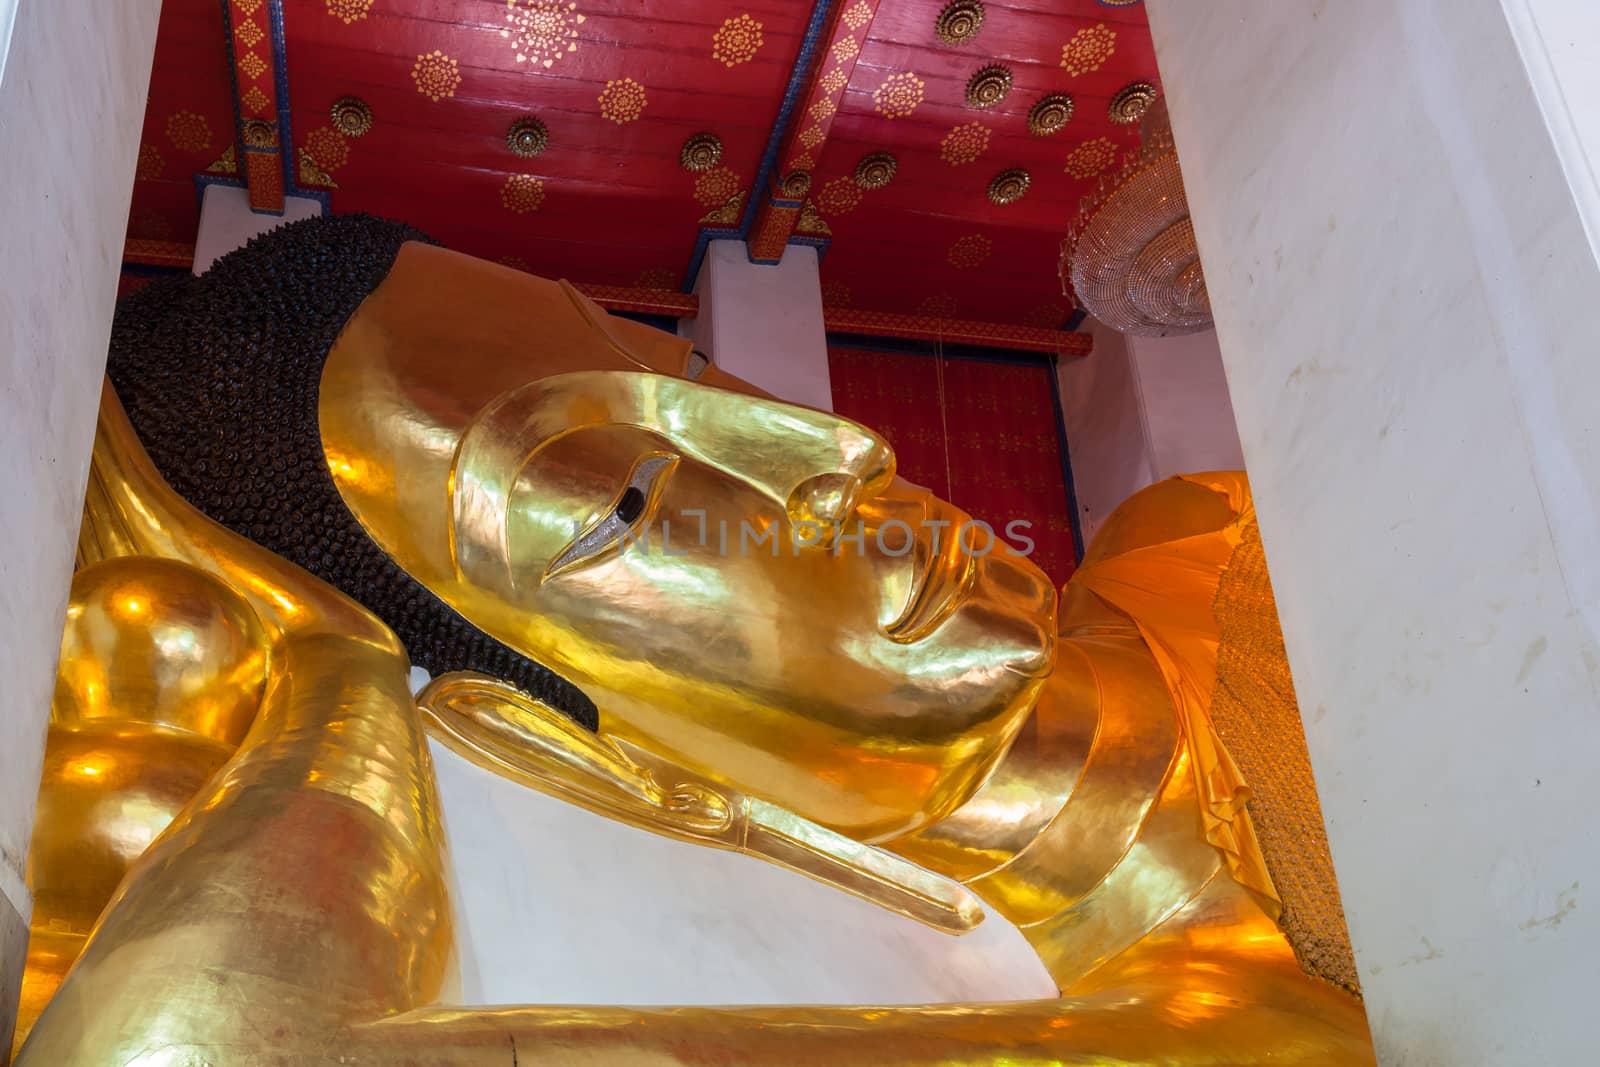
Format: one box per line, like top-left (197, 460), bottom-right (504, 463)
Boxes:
top-left (192, 184), bottom-right (325, 274)
top-left (1057, 322), bottom-right (1242, 544)
top-left (1148, 1), bottom-right (1600, 1062)
top-left (685, 239), bottom-right (833, 411)
top-left (0, 0), bottom-right (162, 1056)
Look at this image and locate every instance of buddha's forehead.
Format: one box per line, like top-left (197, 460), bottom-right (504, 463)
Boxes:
top-left (380, 242), bottom-right (696, 380)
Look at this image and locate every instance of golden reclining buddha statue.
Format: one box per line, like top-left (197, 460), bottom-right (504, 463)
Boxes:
top-left (14, 217), bottom-right (1373, 1064)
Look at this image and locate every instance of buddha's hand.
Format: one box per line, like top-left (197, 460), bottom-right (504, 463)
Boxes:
top-left (418, 671), bottom-right (983, 934)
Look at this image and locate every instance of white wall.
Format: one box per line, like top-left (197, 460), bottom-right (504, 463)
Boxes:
top-left (1148, 1), bottom-right (1600, 1062)
top-left (1129, 328), bottom-right (1244, 481)
top-left (0, 0), bottom-right (19, 87)
top-left (1056, 320), bottom-right (1153, 544)
top-left (0, 0), bottom-right (163, 1054)
top-left (1057, 321), bottom-right (1242, 544)
top-left (685, 239), bottom-right (834, 411)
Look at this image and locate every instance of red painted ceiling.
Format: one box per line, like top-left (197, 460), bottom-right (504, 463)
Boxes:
top-left (124, 0), bottom-right (1160, 328)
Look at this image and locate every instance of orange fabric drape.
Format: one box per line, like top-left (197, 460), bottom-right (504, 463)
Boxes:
top-left (1071, 472), bottom-right (1281, 917)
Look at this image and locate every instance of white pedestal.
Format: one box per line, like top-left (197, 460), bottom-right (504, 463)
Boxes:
top-left (431, 738), bottom-right (1054, 1006)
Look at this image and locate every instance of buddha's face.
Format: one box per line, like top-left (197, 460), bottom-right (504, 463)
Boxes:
top-left (443, 371), bottom-right (1056, 841)
top-left (319, 245), bottom-right (1056, 841)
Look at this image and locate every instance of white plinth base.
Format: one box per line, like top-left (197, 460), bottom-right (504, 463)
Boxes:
top-left (431, 737), bottom-right (1055, 1007)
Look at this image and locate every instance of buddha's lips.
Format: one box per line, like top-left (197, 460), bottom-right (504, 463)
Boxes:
top-left (884, 501), bottom-right (975, 644)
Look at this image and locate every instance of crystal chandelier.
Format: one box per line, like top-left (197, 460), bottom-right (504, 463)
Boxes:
top-left (1062, 99), bottom-right (1212, 336)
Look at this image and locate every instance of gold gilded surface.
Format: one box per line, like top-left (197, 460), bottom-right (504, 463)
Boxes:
top-left (319, 244), bottom-right (1053, 841)
top-left (17, 245), bottom-right (1371, 1063)
top-left (420, 671), bottom-right (984, 933)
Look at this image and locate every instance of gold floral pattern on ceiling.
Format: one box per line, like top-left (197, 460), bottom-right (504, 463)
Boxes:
top-left (821, 279), bottom-right (852, 307)
top-left (332, 97), bottom-right (374, 138)
top-left (797, 199), bottom-right (830, 235)
top-left (1061, 23), bottom-right (1116, 77)
top-left (832, 36), bottom-right (860, 65)
top-left (1064, 136), bottom-right (1117, 179)
top-left (207, 145), bottom-right (239, 174)
top-left (305, 127), bottom-right (349, 172)
top-left (299, 148), bottom-right (336, 188)
top-left (712, 13), bottom-right (764, 67)
top-left (798, 124), bottom-right (826, 150)
top-left (939, 121), bottom-right (991, 166)
top-left (413, 51), bottom-right (462, 102)
top-left (700, 191), bottom-right (744, 225)
top-left (166, 111), bottom-right (211, 153)
top-left (693, 166), bottom-right (741, 208)
top-left (808, 97), bottom-right (837, 122)
top-left (501, 174), bottom-right (546, 214)
top-left (234, 0), bottom-right (263, 15)
top-left (1108, 81), bottom-right (1158, 124)
top-left (841, 0), bottom-right (873, 32)
top-left (503, 0), bottom-right (585, 68)
top-left (598, 77), bottom-right (648, 123)
top-left (326, 0), bottom-right (373, 24)
top-left (235, 18), bottom-right (265, 49)
top-left (820, 68), bottom-right (848, 95)
top-left (816, 176), bottom-right (862, 216)
top-left (242, 86), bottom-right (270, 113)
top-left (947, 233), bottom-right (992, 269)
top-left (873, 72), bottom-right (925, 119)
top-left (238, 52), bottom-right (267, 80)
top-left (136, 144), bottom-right (164, 181)
top-left (919, 293), bottom-right (959, 316)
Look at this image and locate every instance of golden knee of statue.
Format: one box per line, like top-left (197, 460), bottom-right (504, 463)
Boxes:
top-left (13, 219), bottom-right (1373, 1064)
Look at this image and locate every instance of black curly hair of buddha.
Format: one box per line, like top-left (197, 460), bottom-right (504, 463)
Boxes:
top-left (106, 214), bottom-right (600, 731)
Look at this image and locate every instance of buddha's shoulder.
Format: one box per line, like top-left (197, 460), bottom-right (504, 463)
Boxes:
top-left (1081, 475), bottom-right (1246, 566)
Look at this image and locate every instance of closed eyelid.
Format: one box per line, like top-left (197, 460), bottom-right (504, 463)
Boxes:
top-left (542, 454), bottom-right (676, 580)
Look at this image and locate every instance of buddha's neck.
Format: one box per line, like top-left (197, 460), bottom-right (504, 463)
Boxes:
top-left (890, 628), bottom-right (1225, 989)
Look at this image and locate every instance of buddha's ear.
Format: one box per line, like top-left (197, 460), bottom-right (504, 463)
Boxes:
top-left (418, 670), bottom-right (733, 836)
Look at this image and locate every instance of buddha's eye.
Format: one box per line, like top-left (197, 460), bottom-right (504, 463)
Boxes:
top-left (544, 454), bottom-right (675, 579)
top-left (614, 485), bottom-right (646, 525)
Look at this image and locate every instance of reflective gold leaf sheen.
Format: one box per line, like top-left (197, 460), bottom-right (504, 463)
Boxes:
top-left (319, 245), bottom-right (1055, 841)
top-left (16, 247), bottom-right (1372, 1063)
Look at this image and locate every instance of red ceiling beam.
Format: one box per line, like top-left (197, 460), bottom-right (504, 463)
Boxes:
top-left (746, 0), bottom-right (883, 264)
top-left (221, 0), bottom-right (285, 214)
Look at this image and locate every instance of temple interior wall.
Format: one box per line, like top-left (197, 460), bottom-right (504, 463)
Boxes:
top-left (684, 239), bottom-right (835, 412)
top-left (0, 0), bottom-right (163, 1056)
top-left (1148, 0), bottom-right (1600, 1061)
top-left (1057, 323), bottom-right (1243, 544)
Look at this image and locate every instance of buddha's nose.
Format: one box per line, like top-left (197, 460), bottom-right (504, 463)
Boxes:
top-left (786, 472), bottom-right (866, 545)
